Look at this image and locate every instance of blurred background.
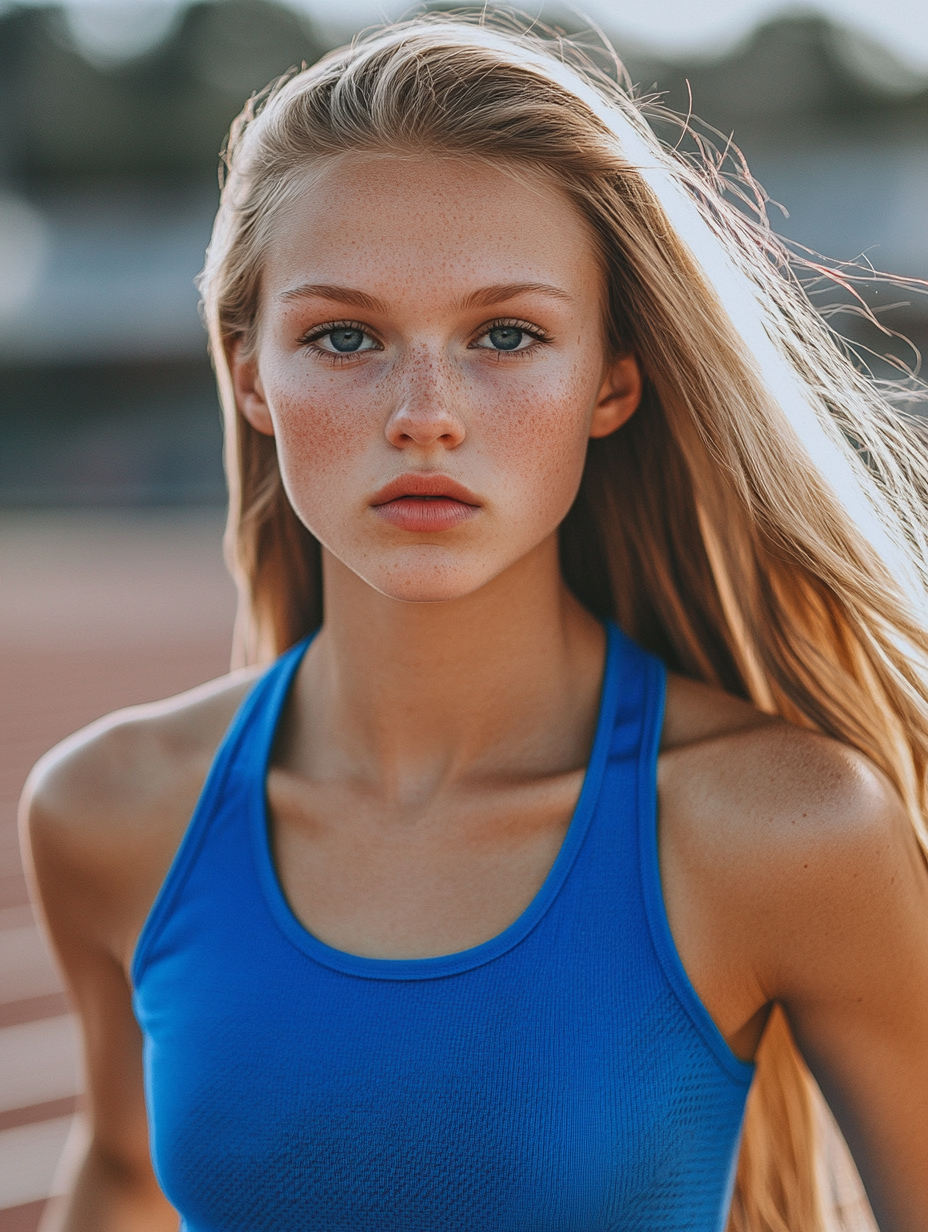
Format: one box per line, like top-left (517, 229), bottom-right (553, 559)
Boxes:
top-left (1, 0), bottom-right (927, 504)
top-left (0, 0), bottom-right (925, 1226)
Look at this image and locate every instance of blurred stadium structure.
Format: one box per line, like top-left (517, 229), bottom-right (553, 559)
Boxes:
top-left (0, 0), bottom-right (926, 504)
top-left (0, 0), bottom-right (327, 504)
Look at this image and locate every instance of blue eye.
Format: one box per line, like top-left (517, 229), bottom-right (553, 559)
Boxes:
top-left (472, 322), bottom-right (545, 353)
top-left (487, 326), bottom-right (524, 351)
top-left (328, 328), bottom-right (366, 352)
top-left (308, 324), bottom-right (379, 355)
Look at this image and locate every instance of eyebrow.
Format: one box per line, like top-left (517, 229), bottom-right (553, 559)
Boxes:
top-left (278, 283), bottom-right (387, 311)
top-left (459, 282), bottom-right (574, 309)
top-left (277, 281), bottom-right (574, 311)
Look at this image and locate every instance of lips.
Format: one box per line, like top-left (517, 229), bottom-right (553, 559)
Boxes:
top-left (369, 473), bottom-right (481, 533)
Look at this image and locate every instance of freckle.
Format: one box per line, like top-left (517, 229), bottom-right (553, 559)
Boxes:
top-left (803, 863), bottom-right (808, 869)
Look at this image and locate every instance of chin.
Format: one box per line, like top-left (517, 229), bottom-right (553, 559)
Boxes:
top-left (360, 551), bottom-right (501, 605)
top-left (368, 573), bottom-right (489, 606)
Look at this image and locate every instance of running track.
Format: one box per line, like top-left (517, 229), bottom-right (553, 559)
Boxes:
top-left (0, 512), bottom-right (235, 1231)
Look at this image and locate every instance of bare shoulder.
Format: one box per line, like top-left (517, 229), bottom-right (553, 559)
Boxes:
top-left (24, 666), bottom-right (261, 837)
top-left (21, 665), bottom-right (262, 962)
top-left (659, 673), bottom-right (926, 997)
top-left (660, 671), bottom-right (911, 870)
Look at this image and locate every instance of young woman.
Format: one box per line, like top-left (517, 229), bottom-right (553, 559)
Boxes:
top-left (21, 16), bottom-right (928, 1232)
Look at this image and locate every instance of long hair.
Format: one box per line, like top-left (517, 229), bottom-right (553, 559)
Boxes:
top-left (199, 15), bottom-right (928, 1229)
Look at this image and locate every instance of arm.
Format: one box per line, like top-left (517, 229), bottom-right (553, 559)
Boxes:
top-left (21, 725), bottom-right (182, 1232)
top-left (34, 947), bottom-right (177, 1232)
top-left (659, 698), bottom-right (928, 1232)
top-left (760, 766), bottom-right (928, 1232)
top-left (20, 673), bottom-right (256, 1231)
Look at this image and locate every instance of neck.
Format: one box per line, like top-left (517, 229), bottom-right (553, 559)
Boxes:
top-left (290, 536), bottom-right (607, 803)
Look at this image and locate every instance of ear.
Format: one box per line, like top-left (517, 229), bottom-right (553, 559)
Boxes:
top-left (589, 352), bottom-right (642, 440)
top-left (228, 338), bottom-right (275, 437)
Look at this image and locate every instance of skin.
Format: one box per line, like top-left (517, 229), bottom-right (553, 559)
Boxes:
top-left (21, 155), bottom-right (928, 1232)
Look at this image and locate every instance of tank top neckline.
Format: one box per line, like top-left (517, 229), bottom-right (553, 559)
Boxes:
top-left (250, 622), bottom-right (629, 981)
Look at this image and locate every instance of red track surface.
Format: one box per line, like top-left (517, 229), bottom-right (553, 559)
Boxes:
top-left (0, 512), bottom-right (235, 1231)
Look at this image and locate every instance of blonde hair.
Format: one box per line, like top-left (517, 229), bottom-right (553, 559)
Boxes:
top-left (199, 14), bottom-right (928, 1229)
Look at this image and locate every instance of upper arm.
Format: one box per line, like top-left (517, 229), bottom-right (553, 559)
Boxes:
top-left (21, 721), bottom-right (183, 1183)
top-left (760, 768), bottom-right (928, 1232)
top-left (19, 672), bottom-right (256, 1183)
top-left (660, 709), bottom-right (928, 1232)
top-left (725, 741), bottom-right (928, 1232)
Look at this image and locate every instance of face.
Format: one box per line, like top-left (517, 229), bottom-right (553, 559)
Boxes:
top-left (231, 154), bottom-right (641, 604)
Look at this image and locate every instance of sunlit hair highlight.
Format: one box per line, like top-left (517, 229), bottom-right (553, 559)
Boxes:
top-left (199, 14), bottom-right (928, 1229)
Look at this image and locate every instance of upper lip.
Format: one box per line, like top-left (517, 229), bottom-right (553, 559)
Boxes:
top-left (369, 473), bottom-right (482, 506)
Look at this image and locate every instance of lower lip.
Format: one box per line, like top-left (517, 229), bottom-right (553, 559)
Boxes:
top-left (372, 496), bottom-right (479, 532)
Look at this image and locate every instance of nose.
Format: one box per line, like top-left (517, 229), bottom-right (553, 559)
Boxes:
top-left (384, 353), bottom-right (466, 451)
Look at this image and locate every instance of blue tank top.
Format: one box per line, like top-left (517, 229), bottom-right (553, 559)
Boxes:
top-left (132, 624), bottom-right (753, 1231)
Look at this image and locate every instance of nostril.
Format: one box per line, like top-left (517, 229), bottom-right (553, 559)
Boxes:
top-left (385, 407), bottom-right (466, 447)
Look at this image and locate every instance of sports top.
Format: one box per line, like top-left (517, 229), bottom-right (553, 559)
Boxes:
top-left (132, 623), bottom-right (754, 1231)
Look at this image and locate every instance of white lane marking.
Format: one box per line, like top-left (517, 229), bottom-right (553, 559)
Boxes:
top-left (0, 905), bottom-right (36, 932)
top-left (0, 924), bottom-right (63, 1004)
top-left (0, 1115), bottom-right (75, 1209)
top-left (0, 1016), bottom-right (80, 1114)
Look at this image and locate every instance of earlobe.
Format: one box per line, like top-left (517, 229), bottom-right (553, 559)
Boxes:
top-left (229, 339), bottom-right (275, 437)
top-left (589, 352), bottom-right (643, 440)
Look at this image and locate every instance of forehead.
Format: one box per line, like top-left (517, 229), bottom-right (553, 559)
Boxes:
top-left (261, 153), bottom-right (602, 306)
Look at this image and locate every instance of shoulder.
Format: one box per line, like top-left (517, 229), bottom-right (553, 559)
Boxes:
top-left (24, 666), bottom-right (262, 833)
top-left (21, 666), bottom-right (262, 961)
top-left (660, 673), bottom-right (906, 867)
top-left (658, 674), bottom-right (924, 998)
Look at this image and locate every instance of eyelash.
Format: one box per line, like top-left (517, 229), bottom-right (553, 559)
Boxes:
top-left (298, 320), bottom-right (382, 364)
top-left (471, 318), bottom-right (552, 357)
top-left (297, 317), bottom-right (553, 362)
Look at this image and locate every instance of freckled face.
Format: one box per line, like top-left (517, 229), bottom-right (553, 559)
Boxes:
top-left (234, 155), bottom-right (636, 603)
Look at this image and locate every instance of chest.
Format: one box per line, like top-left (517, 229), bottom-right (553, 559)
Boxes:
top-left (132, 632), bottom-right (752, 1230)
top-left (265, 766), bottom-right (585, 958)
top-left (139, 890), bottom-right (748, 1232)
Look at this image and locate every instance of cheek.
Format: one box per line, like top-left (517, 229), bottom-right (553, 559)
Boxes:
top-left (485, 369), bottom-right (596, 522)
top-left (258, 346), bottom-right (599, 552)
top-left (266, 373), bottom-right (374, 493)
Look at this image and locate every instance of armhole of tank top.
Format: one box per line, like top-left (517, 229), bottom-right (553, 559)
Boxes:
top-left (130, 670), bottom-right (274, 990)
top-left (637, 657), bottom-right (755, 1087)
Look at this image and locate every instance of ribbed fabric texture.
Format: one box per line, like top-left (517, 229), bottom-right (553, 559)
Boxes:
top-left (132, 624), bottom-right (753, 1231)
